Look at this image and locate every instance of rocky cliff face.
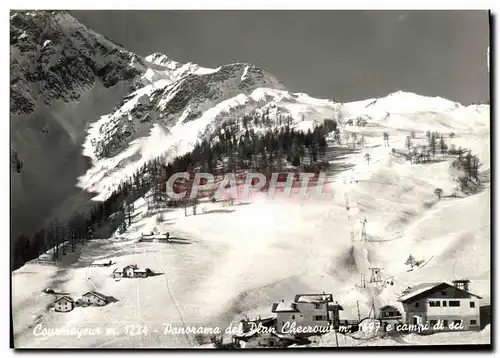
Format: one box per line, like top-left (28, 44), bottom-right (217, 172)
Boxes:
top-left (87, 61), bottom-right (286, 160)
top-left (10, 10), bottom-right (146, 115)
top-left (10, 10), bottom-right (146, 241)
top-left (9, 10), bottom-right (290, 241)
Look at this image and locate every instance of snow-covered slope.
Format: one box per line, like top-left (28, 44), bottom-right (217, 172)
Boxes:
top-left (12, 77), bottom-right (491, 349)
top-left (11, 10), bottom-right (490, 349)
top-left (13, 114), bottom-right (490, 347)
top-left (142, 52), bottom-right (218, 85)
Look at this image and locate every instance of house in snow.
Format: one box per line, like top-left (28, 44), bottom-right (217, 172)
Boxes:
top-left (398, 279), bottom-right (482, 331)
top-left (379, 305), bottom-right (402, 320)
top-left (112, 264), bottom-right (152, 279)
top-left (139, 233), bottom-right (169, 243)
top-left (90, 259), bottom-right (113, 267)
top-left (271, 293), bottom-right (343, 335)
top-left (54, 296), bottom-right (74, 312)
top-left (133, 268), bottom-right (151, 278)
top-left (82, 291), bottom-right (109, 306)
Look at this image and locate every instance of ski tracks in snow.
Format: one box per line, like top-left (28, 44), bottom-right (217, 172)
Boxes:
top-left (146, 243), bottom-right (194, 347)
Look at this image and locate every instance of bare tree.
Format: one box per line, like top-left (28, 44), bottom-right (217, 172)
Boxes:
top-left (51, 220), bottom-right (60, 261)
top-left (405, 254), bottom-right (417, 268)
top-left (124, 200), bottom-right (134, 226)
top-left (364, 153), bottom-right (371, 165)
top-left (429, 135), bottom-right (437, 158)
top-left (383, 132), bottom-right (390, 147)
top-left (405, 136), bottom-right (412, 151)
top-left (439, 135), bottom-right (448, 156)
top-left (359, 135), bottom-right (365, 148)
top-left (434, 188), bottom-right (443, 200)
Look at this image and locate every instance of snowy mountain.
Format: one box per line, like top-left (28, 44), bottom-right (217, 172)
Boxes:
top-left (10, 10), bottom-right (490, 349)
top-left (11, 10), bottom-right (293, 236)
top-left (13, 11), bottom-right (488, 234)
top-left (10, 10), bottom-right (146, 115)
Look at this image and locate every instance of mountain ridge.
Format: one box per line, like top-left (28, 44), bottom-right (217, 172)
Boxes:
top-left (10, 10), bottom-right (488, 241)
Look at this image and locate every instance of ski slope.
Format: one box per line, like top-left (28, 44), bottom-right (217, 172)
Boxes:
top-left (13, 96), bottom-right (490, 347)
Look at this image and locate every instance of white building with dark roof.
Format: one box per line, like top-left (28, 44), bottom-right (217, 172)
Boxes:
top-left (82, 291), bottom-right (109, 306)
top-left (112, 264), bottom-right (151, 278)
top-left (90, 259), bottom-right (113, 267)
top-left (271, 293), bottom-right (343, 335)
top-left (398, 279), bottom-right (482, 331)
top-left (54, 296), bottom-right (74, 312)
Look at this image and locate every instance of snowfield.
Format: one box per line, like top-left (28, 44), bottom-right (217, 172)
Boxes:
top-left (12, 94), bottom-right (490, 348)
top-left (11, 11), bottom-right (490, 348)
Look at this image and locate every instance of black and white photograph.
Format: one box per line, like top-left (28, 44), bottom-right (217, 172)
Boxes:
top-left (9, 8), bottom-right (491, 349)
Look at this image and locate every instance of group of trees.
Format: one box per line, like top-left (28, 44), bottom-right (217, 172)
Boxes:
top-left (453, 149), bottom-right (483, 195)
top-left (453, 149), bottom-right (482, 181)
top-left (189, 118), bottom-right (333, 175)
top-left (338, 131), bottom-right (366, 149)
top-left (394, 130), bottom-right (456, 164)
top-left (388, 129), bottom-right (483, 200)
top-left (345, 117), bottom-right (368, 127)
top-left (12, 212), bottom-right (94, 270)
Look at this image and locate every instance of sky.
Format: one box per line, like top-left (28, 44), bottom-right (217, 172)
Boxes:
top-left (71, 10), bottom-right (490, 105)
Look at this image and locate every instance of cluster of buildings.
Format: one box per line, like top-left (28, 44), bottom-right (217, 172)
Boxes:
top-left (54, 291), bottom-right (111, 313)
top-left (53, 262), bottom-right (154, 313)
top-left (233, 279), bottom-right (483, 346)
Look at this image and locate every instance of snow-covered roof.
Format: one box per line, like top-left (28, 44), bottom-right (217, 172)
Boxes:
top-left (398, 282), bottom-right (442, 302)
top-left (134, 268), bottom-right (150, 273)
top-left (83, 291), bottom-right (108, 301)
top-left (295, 293), bottom-right (332, 303)
top-left (113, 264), bottom-right (138, 272)
top-left (271, 301), bottom-right (298, 313)
top-left (327, 302), bottom-right (344, 311)
top-left (91, 259), bottom-right (112, 265)
top-left (54, 296), bottom-right (74, 303)
top-left (296, 295), bottom-right (329, 303)
top-left (399, 282), bottom-right (483, 302)
top-left (142, 234), bottom-right (167, 239)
